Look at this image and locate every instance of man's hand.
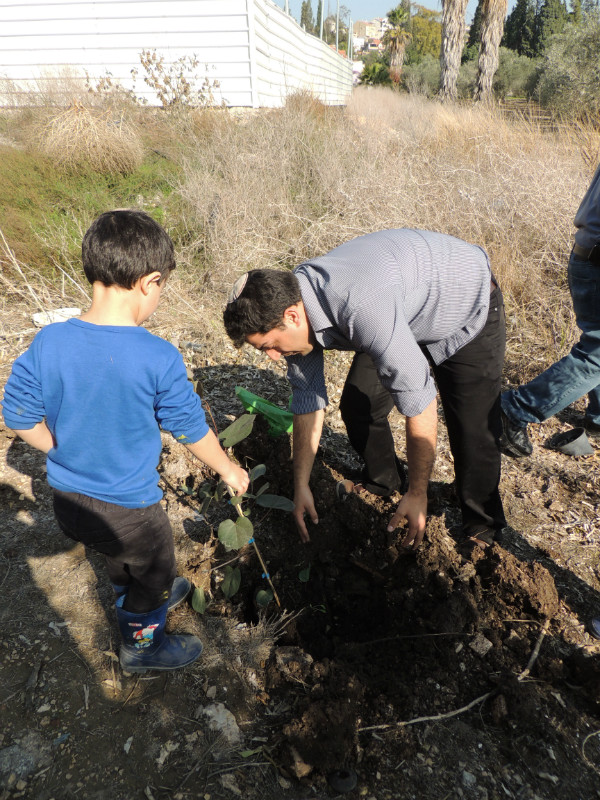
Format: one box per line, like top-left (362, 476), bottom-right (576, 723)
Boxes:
top-left (387, 489), bottom-right (428, 549)
top-left (291, 410), bottom-right (324, 543)
top-left (293, 484), bottom-right (318, 543)
top-left (386, 398), bottom-right (437, 549)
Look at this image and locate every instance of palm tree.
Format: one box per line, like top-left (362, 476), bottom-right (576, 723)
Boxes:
top-left (439, 0), bottom-right (469, 101)
top-left (382, 5), bottom-right (412, 86)
top-left (474, 0), bottom-right (508, 102)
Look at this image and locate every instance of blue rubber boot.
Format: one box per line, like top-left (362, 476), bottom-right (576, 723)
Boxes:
top-left (116, 597), bottom-right (203, 673)
top-left (589, 617), bottom-right (600, 640)
top-left (112, 576), bottom-right (191, 611)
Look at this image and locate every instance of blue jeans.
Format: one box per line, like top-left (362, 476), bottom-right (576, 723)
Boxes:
top-left (502, 250), bottom-right (600, 426)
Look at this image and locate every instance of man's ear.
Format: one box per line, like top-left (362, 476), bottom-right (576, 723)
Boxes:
top-left (283, 302), bottom-right (303, 327)
top-left (139, 271), bottom-right (162, 296)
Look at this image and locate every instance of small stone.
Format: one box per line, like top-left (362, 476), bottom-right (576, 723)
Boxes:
top-left (470, 632), bottom-right (493, 657)
top-left (462, 770), bottom-right (477, 787)
top-left (200, 703), bottom-right (242, 748)
top-left (220, 773), bottom-right (242, 796)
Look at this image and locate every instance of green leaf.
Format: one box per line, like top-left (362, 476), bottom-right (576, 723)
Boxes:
top-left (218, 519), bottom-right (238, 550)
top-left (218, 414), bottom-right (256, 447)
top-left (191, 586), bottom-right (207, 614)
top-left (255, 494), bottom-right (295, 512)
top-left (200, 494), bottom-right (213, 515)
top-left (218, 517), bottom-right (254, 550)
top-left (255, 588), bottom-right (273, 608)
top-left (254, 482), bottom-right (270, 498)
top-left (240, 747), bottom-right (263, 758)
top-left (249, 464), bottom-right (267, 482)
top-left (179, 484), bottom-right (194, 496)
top-left (229, 495), bottom-right (244, 506)
top-left (235, 516), bottom-right (254, 546)
top-left (298, 565), bottom-right (311, 582)
top-left (197, 482), bottom-right (213, 499)
top-left (221, 566), bottom-right (241, 599)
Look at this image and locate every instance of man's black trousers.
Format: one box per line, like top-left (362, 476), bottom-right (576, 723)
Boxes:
top-left (339, 285), bottom-right (506, 536)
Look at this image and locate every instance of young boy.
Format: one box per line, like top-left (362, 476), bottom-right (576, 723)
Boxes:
top-left (1, 209), bottom-right (249, 673)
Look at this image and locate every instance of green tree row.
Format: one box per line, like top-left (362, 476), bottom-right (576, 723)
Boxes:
top-left (501, 0), bottom-right (598, 57)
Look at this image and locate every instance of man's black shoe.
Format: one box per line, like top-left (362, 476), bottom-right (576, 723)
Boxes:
top-left (500, 410), bottom-right (532, 457)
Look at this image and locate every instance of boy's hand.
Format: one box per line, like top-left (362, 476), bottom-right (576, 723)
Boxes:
top-left (221, 465), bottom-right (250, 496)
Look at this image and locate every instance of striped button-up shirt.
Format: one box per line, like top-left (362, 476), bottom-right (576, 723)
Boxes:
top-left (286, 228), bottom-right (492, 418)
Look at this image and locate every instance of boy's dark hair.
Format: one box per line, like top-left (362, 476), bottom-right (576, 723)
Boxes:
top-left (82, 209), bottom-right (176, 289)
top-left (223, 269), bottom-right (302, 347)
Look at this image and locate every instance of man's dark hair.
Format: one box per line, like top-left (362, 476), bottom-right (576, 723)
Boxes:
top-left (223, 269), bottom-right (302, 347)
top-left (82, 209), bottom-right (176, 289)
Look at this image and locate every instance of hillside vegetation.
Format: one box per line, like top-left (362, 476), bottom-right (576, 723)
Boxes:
top-left (1, 86), bottom-right (597, 383)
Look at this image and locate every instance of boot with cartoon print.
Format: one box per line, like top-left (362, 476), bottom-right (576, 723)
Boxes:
top-left (116, 596), bottom-right (203, 673)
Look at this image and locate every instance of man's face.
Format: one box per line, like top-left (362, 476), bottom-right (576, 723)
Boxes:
top-left (246, 307), bottom-right (312, 361)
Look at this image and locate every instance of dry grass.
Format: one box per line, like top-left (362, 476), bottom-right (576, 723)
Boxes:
top-left (1, 86), bottom-right (595, 385)
top-left (30, 101), bottom-right (143, 174)
top-left (172, 87), bottom-right (592, 383)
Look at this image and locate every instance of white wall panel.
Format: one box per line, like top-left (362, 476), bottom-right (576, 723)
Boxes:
top-left (0, 0), bottom-right (352, 108)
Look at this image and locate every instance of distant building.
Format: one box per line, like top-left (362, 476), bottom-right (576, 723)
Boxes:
top-left (0, 0), bottom-right (353, 108)
top-left (354, 20), bottom-right (377, 38)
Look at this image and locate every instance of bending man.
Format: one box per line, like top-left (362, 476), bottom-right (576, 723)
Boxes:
top-left (224, 229), bottom-right (506, 549)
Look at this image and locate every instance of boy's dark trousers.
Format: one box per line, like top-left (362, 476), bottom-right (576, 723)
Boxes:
top-left (53, 490), bottom-right (176, 613)
top-left (339, 285), bottom-right (507, 537)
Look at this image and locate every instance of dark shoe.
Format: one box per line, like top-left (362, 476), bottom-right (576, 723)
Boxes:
top-left (112, 576), bottom-right (191, 611)
top-left (458, 528), bottom-right (497, 556)
top-left (583, 418), bottom-right (600, 439)
top-left (588, 617), bottom-right (600, 640)
top-left (116, 597), bottom-right (203, 673)
top-left (500, 410), bottom-right (532, 457)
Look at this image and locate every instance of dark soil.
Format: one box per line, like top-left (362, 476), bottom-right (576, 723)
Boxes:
top-left (2, 330), bottom-right (600, 800)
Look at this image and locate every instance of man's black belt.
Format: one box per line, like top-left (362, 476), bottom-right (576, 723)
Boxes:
top-left (573, 242), bottom-right (600, 264)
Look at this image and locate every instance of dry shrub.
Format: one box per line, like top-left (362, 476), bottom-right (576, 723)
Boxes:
top-left (343, 89), bottom-right (587, 379)
top-left (0, 67), bottom-right (88, 109)
top-left (31, 101), bottom-right (143, 174)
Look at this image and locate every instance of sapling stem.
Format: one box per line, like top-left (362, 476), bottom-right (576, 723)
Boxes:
top-left (227, 486), bottom-right (281, 608)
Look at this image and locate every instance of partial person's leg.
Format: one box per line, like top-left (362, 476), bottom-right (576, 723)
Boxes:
top-left (584, 386), bottom-right (600, 428)
top-left (53, 491), bottom-right (202, 672)
top-left (52, 491), bottom-right (176, 612)
top-left (340, 352), bottom-right (405, 496)
top-left (502, 252), bottom-right (600, 426)
top-left (432, 286), bottom-right (506, 538)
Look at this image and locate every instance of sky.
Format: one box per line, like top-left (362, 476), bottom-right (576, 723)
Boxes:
top-left (275, 0), bottom-right (500, 28)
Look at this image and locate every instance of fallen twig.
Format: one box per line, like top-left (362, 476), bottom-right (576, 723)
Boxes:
top-left (582, 729), bottom-right (600, 776)
top-left (358, 690), bottom-right (495, 732)
top-left (226, 485), bottom-right (281, 608)
top-left (23, 657), bottom-right (43, 708)
top-left (348, 632), bottom-right (473, 648)
top-left (517, 618), bottom-right (550, 681)
top-left (358, 617), bottom-right (552, 733)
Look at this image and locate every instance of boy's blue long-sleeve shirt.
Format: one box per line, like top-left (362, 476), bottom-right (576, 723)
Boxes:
top-left (1, 319), bottom-right (209, 508)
